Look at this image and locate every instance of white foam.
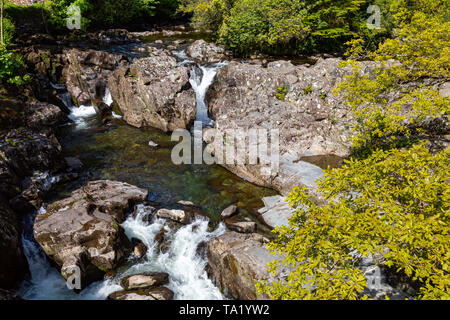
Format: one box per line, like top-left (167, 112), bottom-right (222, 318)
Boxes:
top-left (19, 205), bottom-right (226, 300)
top-left (68, 105), bottom-right (97, 129)
top-left (103, 88), bottom-right (113, 106)
top-left (189, 62), bottom-right (228, 127)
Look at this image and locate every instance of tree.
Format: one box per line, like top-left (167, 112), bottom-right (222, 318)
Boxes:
top-left (256, 0), bottom-right (450, 300)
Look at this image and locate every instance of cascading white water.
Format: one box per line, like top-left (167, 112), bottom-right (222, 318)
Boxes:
top-left (19, 205), bottom-right (226, 300)
top-left (120, 205), bottom-right (226, 300)
top-left (189, 62), bottom-right (228, 128)
top-left (56, 90), bottom-right (97, 129)
top-left (103, 87), bottom-right (122, 119)
top-left (103, 87), bottom-right (113, 106)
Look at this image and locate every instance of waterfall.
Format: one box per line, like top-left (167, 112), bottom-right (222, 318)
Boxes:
top-left (103, 87), bottom-right (113, 106)
top-left (52, 84), bottom-right (97, 129)
top-left (189, 62), bottom-right (228, 128)
top-left (19, 205), bottom-right (226, 300)
top-left (103, 87), bottom-right (122, 119)
top-left (172, 49), bottom-right (228, 128)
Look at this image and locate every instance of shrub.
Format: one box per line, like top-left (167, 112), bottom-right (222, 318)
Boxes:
top-left (0, 46), bottom-right (31, 85)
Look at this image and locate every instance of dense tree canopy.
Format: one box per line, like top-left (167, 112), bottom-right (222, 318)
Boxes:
top-left (180, 0), bottom-right (394, 54)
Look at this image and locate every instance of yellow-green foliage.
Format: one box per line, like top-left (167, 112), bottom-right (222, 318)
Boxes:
top-left (335, 0), bottom-right (449, 152)
top-left (257, 144), bottom-right (449, 299)
top-left (257, 0), bottom-right (450, 300)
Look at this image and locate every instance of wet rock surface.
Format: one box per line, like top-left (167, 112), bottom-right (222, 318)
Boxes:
top-left (0, 100), bottom-right (67, 132)
top-left (108, 48), bottom-right (196, 132)
top-left (0, 129), bottom-right (71, 213)
top-left (258, 196), bottom-right (294, 229)
top-left (224, 219), bottom-right (257, 234)
top-left (33, 180), bottom-right (148, 288)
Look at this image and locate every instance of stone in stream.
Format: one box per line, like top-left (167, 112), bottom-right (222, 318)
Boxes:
top-left (220, 205), bottom-right (238, 219)
top-left (108, 287), bottom-right (174, 301)
top-left (33, 180), bottom-right (148, 289)
top-left (133, 243), bottom-right (148, 259)
top-left (0, 196), bottom-right (28, 290)
top-left (157, 208), bottom-right (194, 224)
top-left (120, 272), bottom-right (169, 290)
top-left (224, 219), bottom-right (257, 234)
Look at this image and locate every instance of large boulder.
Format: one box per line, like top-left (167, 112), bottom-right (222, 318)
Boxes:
top-left (205, 58), bottom-right (369, 195)
top-left (257, 196), bottom-right (295, 229)
top-left (61, 48), bottom-right (129, 105)
top-left (206, 232), bottom-right (283, 300)
top-left (33, 180), bottom-right (148, 288)
top-left (108, 48), bottom-right (196, 132)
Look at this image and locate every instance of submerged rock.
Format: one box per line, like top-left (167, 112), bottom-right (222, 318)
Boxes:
top-left (108, 48), bottom-right (196, 132)
top-left (33, 180), bottom-right (148, 289)
top-left (121, 272), bottom-right (169, 290)
top-left (108, 286), bottom-right (174, 300)
top-left (207, 232), bottom-right (285, 300)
